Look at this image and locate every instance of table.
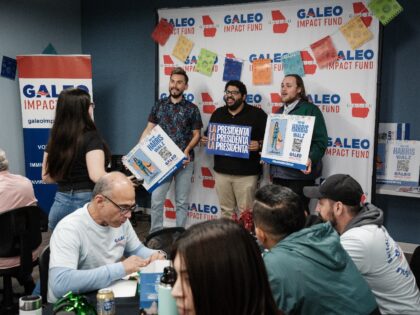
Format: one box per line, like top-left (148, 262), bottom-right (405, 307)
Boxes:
top-left (43, 293), bottom-right (140, 315)
top-left (376, 184), bottom-right (420, 198)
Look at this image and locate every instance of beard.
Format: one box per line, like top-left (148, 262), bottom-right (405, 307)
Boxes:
top-left (224, 96), bottom-right (243, 111)
top-left (318, 211), bottom-right (337, 228)
top-left (282, 94), bottom-right (299, 104)
top-left (169, 88), bottom-right (183, 99)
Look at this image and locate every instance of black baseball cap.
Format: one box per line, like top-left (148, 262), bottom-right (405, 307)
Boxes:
top-left (303, 174), bottom-right (364, 206)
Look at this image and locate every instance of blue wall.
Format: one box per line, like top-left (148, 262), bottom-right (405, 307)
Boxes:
top-left (375, 0), bottom-right (420, 243)
top-left (0, 0), bottom-right (82, 175)
top-left (82, 0), bottom-right (420, 243)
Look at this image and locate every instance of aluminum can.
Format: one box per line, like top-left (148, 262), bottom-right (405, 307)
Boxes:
top-left (96, 288), bottom-right (115, 315)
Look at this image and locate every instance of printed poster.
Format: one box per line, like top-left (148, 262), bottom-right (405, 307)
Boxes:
top-left (252, 58), bottom-right (272, 85)
top-left (223, 57), bottom-right (243, 81)
top-left (261, 114), bottom-right (315, 170)
top-left (172, 35), bottom-right (194, 62)
top-left (123, 125), bottom-right (185, 192)
top-left (1, 56), bottom-right (17, 80)
top-left (310, 36), bottom-right (338, 68)
top-left (376, 140), bottom-right (420, 186)
top-left (196, 48), bottom-right (217, 76)
top-left (151, 19), bottom-right (174, 46)
top-left (378, 122), bottom-right (410, 140)
top-left (368, 0), bottom-right (403, 26)
top-left (206, 123), bottom-right (251, 159)
top-left (282, 51), bottom-right (305, 77)
top-left (340, 16), bottom-right (373, 50)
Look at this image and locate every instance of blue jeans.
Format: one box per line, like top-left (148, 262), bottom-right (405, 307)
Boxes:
top-left (48, 191), bottom-right (92, 230)
top-left (150, 163), bottom-right (194, 233)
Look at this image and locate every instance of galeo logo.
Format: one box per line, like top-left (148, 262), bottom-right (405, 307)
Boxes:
top-left (189, 203), bottom-right (218, 214)
top-left (269, 93), bottom-right (282, 113)
top-left (326, 136), bottom-right (370, 158)
top-left (246, 93), bottom-right (262, 109)
top-left (297, 6), bottom-right (343, 28)
top-left (223, 12), bottom-right (264, 32)
top-left (114, 235), bottom-right (125, 245)
top-left (160, 93), bottom-right (195, 103)
top-left (301, 51), bottom-right (317, 75)
top-left (200, 15), bottom-right (217, 37)
top-left (270, 10), bottom-right (290, 34)
top-left (348, 93), bottom-right (371, 118)
top-left (23, 84), bottom-right (89, 110)
top-left (200, 93), bottom-right (217, 114)
top-left (201, 167), bottom-right (215, 188)
top-left (188, 201), bottom-right (219, 220)
top-left (307, 93), bottom-right (341, 114)
top-left (23, 84), bottom-right (89, 98)
top-left (162, 55), bottom-right (176, 76)
top-left (351, 2), bottom-right (373, 27)
top-left (248, 52), bottom-right (287, 72)
top-left (167, 17), bottom-right (195, 35)
top-left (327, 49), bottom-right (375, 70)
top-left (162, 54), bottom-right (217, 74)
top-left (164, 199), bottom-right (176, 219)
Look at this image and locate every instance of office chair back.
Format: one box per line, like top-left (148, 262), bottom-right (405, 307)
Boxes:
top-left (410, 246), bottom-right (420, 289)
top-left (145, 227), bottom-right (185, 259)
top-left (0, 205), bottom-right (42, 277)
top-left (39, 245), bottom-right (50, 304)
top-left (0, 205), bottom-right (42, 312)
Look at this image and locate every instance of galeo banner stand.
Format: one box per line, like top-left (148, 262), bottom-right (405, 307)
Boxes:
top-left (16, 55), bottom-right (93, 214)
top-left (157, 0), bottom-right (380, 228)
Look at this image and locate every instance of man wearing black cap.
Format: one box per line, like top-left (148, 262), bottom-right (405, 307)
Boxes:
top-left (254, 184), bottom-right (378, 315)
top-left (304, 174), bottom-right (420, 315)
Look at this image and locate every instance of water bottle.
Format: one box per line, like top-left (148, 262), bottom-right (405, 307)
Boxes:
top-left (19, 295), bottom-right (42, 315)
top-left (158, 266), bottom-right (178, 315)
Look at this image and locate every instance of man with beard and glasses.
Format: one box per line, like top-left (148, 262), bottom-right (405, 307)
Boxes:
top-left (201, 80), bottom-right (267, 219)
top-left (140, 67), bottom-right (202, 233)
top-left (303, 174), bottom-right (420, 314)
top-left (271, 74), bottom-right (328, 212)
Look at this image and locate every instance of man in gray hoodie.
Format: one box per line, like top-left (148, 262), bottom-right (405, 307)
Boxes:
top-left (304, 174), bottom-right (420, 315)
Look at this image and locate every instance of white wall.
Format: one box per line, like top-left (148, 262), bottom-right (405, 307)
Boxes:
top-left (0, 0), bottom-right (81, 174)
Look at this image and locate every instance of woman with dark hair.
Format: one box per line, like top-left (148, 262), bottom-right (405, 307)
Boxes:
top-left (171, 218), bottom-right (282, 315)
top-left (42, 88), bottom-right (110, 230)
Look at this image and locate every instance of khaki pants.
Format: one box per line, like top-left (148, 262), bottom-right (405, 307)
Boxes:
top-left (214, 171), bottom-right (258, 219)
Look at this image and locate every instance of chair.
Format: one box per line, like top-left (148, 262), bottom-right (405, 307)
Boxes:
top-left (144, 227), bottom-right (185, 259)
top-left (0, 206), bottom-right (42, 313)
top-left (38, 245), bottom-right (50, 304)
top-left (410, 246), bottom-right (420, 288)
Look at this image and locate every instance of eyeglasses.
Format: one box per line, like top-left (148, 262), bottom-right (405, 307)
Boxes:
top-left (90, 102), bottom-right (95, 109)
top-left (102, 195), bottom-right (137, 214)
top-left (224, 90), bottom-right (241, 96)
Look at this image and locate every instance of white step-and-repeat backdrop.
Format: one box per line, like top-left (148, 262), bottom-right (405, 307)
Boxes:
top-left (157, 0), bottom-right (379, 227)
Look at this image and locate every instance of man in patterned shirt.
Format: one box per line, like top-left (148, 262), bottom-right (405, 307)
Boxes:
top-left (140, 67), bottom-right (202, 232)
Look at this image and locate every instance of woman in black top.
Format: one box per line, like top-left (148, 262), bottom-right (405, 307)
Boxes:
top-left (42, 88), bottom-right (110, 230)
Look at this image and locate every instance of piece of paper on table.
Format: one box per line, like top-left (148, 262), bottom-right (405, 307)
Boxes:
top-left (122, 271), bottom-right (140, 280)
top-left (108, 279), bottom-right (137, 297)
